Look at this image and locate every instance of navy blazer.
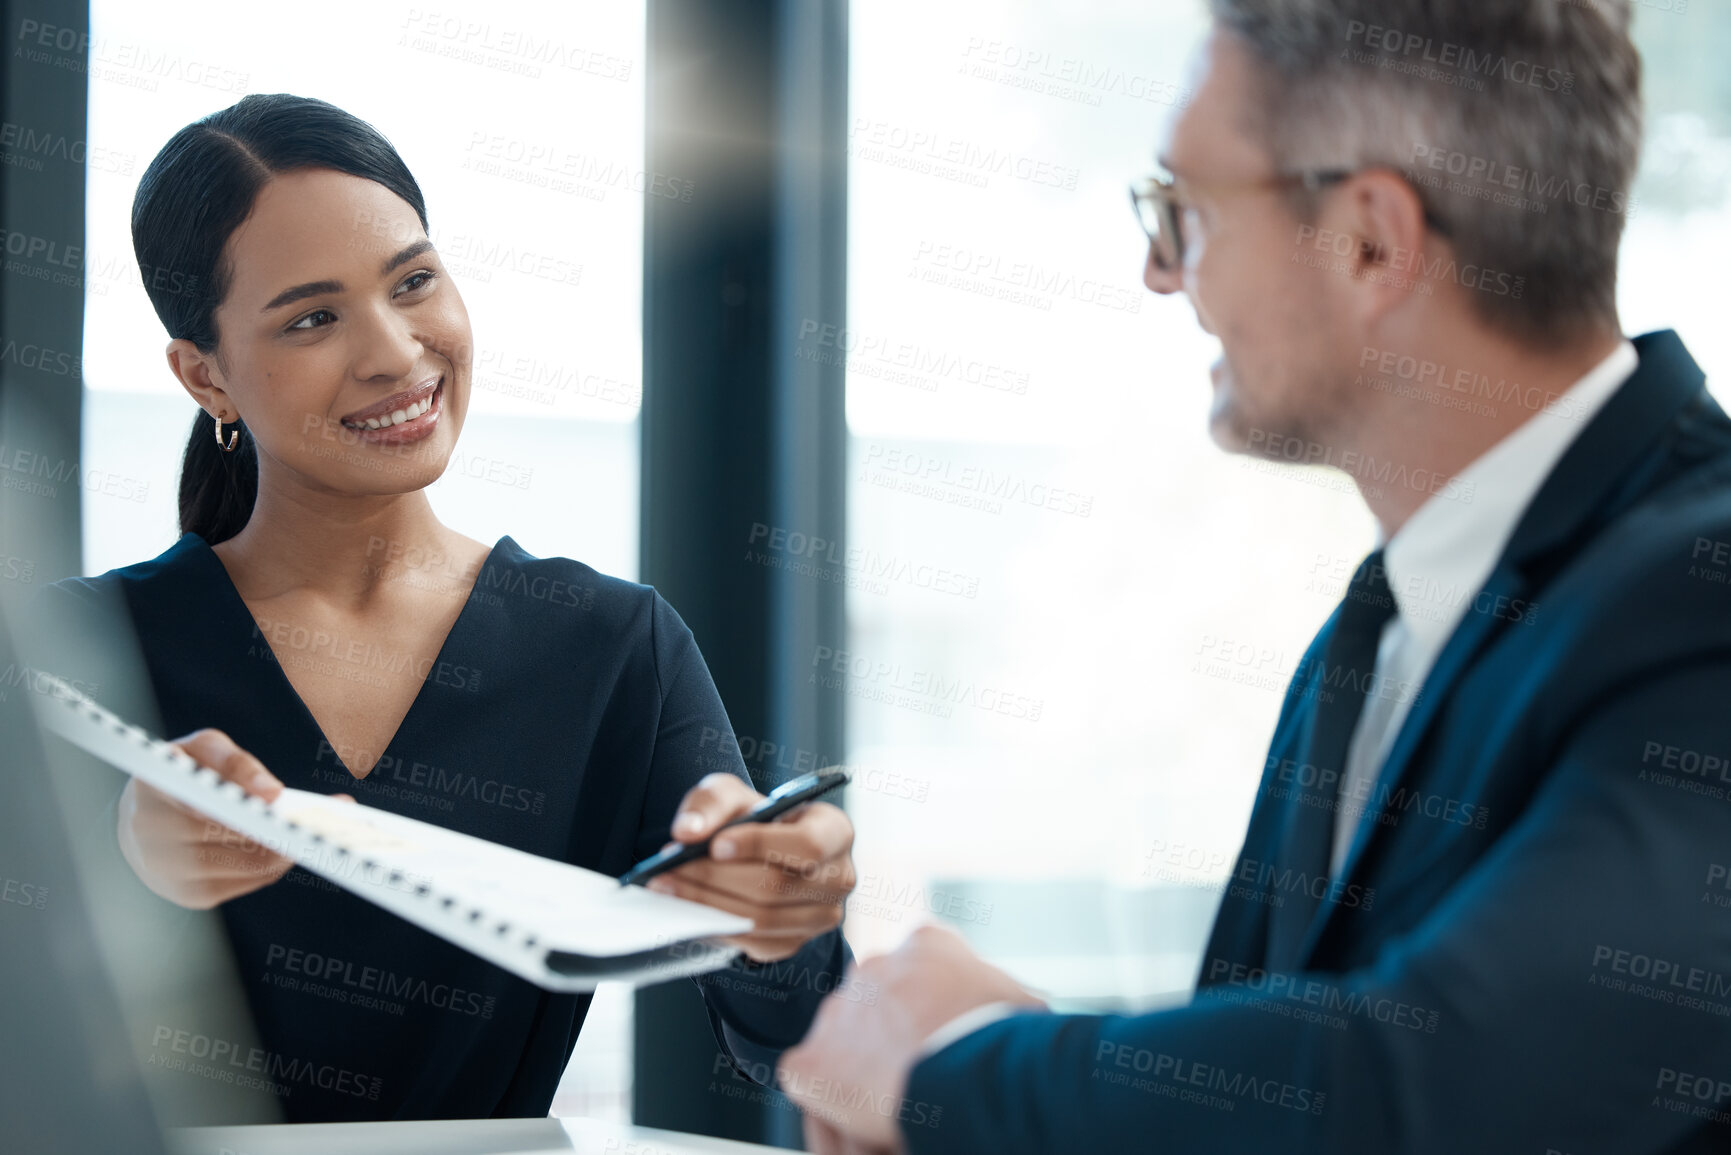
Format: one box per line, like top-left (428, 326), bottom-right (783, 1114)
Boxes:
top-left (906, 331), bottom-right (1731, 1154)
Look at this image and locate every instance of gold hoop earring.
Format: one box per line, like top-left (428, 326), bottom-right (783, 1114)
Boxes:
top-left (214, 413), bottom-right (239, 453)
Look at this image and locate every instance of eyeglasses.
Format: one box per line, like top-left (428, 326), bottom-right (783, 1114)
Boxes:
top-left (1130, 167), bottom-right (1450, 272)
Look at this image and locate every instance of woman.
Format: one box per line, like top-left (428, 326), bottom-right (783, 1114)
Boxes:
top-left (44, 94), bottom-right (856, 1123)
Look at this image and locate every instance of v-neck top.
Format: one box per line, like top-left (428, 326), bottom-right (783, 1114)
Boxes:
top-left (40, 531), bottom-right (849, 1124)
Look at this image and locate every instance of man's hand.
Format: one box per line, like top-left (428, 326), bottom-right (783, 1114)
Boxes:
top-left (649, 772), bottom-right (856, 963)
top-left (778, 924), bottom-right (1046, 1154)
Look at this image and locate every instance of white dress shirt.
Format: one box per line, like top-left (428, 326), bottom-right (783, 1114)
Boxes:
top-left (1328, 339), bottom-right (1639, 874)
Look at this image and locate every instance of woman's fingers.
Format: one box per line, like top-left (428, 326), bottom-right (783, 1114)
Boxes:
top-left (651, 782), bottom-right (857, 962)
top-left (669, 773), bottom-right (761, 841)
top-left (668, 801), bottom-right (855, 894)
top-left (650, 871), bottom-right (845, 935)
top-left (709, 801), bottom-right (853, 865)
top-left (119, 730), bottom-right (294, 909)
top-left (664, 849), bottom-right (851, 898)
top-left (169, 728), bottom-right (285, 802)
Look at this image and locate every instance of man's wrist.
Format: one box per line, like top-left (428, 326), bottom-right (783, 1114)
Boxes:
top-left (918, 1000), bottom-right (1022, 1058)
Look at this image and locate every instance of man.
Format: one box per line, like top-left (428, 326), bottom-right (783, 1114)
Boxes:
top-left (777, 1), bottom-right (1731, 1152)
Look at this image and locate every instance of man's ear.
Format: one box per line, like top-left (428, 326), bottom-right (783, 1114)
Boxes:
top-left (1331, 168), bottom-right (1434, 327)
top-left (165, 339), bottom-right (234, 420)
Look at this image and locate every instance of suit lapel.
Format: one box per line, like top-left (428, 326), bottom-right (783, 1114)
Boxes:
top-left (1201, 635), bottom-right (1331, 979)
top-left (1292, 331), bottom-right (1708, 965)
top-left (1320, 562), bottom-right (1526, 908)
top-left (1500, 331), bottom-right (1706, 567)
top-left (1263, 664), bottom-right (1333, 970)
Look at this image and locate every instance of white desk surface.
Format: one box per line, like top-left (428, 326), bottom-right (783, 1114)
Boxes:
top-left (168, 1115), bottom-right (784, 1155)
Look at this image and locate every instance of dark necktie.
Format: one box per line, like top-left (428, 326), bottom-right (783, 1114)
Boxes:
top-left (1266, 547), bottom-right (1397, 971)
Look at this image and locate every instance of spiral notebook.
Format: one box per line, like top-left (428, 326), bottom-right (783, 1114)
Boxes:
top-left (30, 673), bottom-right (752, 991)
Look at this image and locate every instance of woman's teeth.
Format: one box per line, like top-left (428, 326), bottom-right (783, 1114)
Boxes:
top-left (350, 393), bottom-right (433, 430)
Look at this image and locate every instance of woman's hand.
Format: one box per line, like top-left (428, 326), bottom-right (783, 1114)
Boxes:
top-left (117, 728), bottom-right (345, 909)
top-left (649, 773), bottom-right (856, 962)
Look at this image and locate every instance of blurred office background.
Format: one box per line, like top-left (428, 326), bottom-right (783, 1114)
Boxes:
top-left (4, 0), bottom-right (1729, 1148)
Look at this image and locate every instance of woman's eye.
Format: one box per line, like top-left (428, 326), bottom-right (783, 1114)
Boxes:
top-left (288, 309), bottom-right (336, 331)
top-left (395, 269), bottom-right (437, 296)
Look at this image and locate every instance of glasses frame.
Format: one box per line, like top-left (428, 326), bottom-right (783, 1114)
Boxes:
top-left (1130, 167), bottom-right (1450, 272)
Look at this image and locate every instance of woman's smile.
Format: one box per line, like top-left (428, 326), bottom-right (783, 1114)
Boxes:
top-left (338, 375), bottom-right (445, 445)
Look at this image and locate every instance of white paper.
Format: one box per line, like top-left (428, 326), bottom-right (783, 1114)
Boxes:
top-left (33, 675), bottom-right (753, 990)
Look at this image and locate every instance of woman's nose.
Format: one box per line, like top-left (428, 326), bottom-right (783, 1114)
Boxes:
top-left (353, 308), bottom-right (423, 381)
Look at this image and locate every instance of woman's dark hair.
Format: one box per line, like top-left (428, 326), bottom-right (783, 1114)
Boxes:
top-left (131, 94), bottom-right (428, 545)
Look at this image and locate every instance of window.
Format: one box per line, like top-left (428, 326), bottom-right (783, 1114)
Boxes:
top-left (844, 2), bottom-right (1731, 1013)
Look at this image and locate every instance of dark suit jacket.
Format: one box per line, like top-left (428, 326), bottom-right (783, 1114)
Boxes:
top-left (906, 331), bottom-right (1731, 1154)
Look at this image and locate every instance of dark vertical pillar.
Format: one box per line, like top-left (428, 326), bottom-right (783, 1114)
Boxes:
top-left (636, 0), bottom-right (847, 1146)
top-left (768, 0), bottom-right (848, 784)
top-left (0, 5), bottom-right (167, 1151)
top-left (0, 0), bottom-right (90, 582)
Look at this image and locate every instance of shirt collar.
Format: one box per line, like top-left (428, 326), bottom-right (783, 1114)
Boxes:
top-left (1382, 339), bottom-right (1639, 650)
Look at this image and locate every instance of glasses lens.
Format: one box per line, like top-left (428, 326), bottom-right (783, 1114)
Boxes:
top-left (1131, 179), bottom-right (1182, 271)
top-left (1133, 190), bottom-right (1159, 239)
top-left (1153, 197), bottom-right (1182, 270)
top-left (1133, 180), bottom-right (1181, 271)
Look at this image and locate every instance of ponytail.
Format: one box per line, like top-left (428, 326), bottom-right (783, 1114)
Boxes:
top-left (177, 411), bottom-right (258, 546)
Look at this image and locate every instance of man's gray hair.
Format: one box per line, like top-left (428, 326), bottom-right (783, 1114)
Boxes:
top-left (1210, 0), bottom-right (1642, 346)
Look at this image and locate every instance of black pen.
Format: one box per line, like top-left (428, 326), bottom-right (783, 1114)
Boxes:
top-left (618, 767), bottom-right (851, 887)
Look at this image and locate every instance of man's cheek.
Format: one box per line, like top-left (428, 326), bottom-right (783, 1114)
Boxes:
top-left (1186, 277), bottom-right (1223, 345)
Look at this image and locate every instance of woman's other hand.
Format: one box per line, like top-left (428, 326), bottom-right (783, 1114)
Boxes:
top-left (651, 773), bottom-right (857, 962)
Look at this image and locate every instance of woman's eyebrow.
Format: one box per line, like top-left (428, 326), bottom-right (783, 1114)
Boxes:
top-left (261, 279), bottom-right (343, 312)
top-left (381, 239), bottom-right (435, 275)
top-left (257, 240), bottom-right (435, 313)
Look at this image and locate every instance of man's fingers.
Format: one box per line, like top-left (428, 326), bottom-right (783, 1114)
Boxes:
top-left (787, 1051), bottom-right (897, 1154)
top-left (778, 1044), bottom-right (805, 1087)
top-left (669, 773), bottom-right (761, 842)
top-left (802, 1115), bottom-right (849, 1155)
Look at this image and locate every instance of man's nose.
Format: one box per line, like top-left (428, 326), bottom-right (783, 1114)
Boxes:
top-left (1143, 245), bottom-right (1185, 295)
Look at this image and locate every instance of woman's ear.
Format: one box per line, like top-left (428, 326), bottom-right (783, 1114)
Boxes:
top-left (165, 339), bottom-right (234, 419)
